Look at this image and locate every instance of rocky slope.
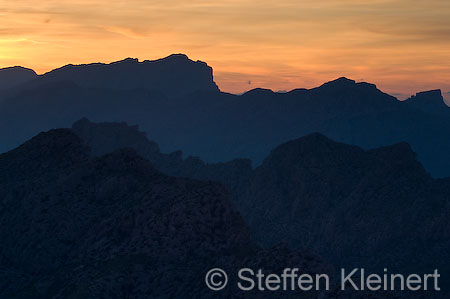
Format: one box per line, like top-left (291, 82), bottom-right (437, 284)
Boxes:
top-left (70, 118), bottom-right (450, 296)
top-left (0, 129), bottom-right (330, 298)
top-left (239, 133), bottom-right (450, 286)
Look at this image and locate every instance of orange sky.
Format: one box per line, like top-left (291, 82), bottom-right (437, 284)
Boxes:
top-left (1, 0), bottom-right (450, 101)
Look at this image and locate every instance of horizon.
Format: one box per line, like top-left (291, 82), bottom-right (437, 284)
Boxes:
top-left (1, 0), bottom-right (450, 102)
top-left (2, 54), bottom-right (450, 104)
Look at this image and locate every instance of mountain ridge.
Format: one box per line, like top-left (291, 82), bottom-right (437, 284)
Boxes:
top-left (3, 55), bottom-right (448, 106)
top-left (1, 55), bottom-right (450, 177)
top-left (4, 54), bottom-right (219, 98)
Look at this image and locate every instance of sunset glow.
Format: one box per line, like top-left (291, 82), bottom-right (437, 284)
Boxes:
top-left (1, 0), bottom-right (450, 100)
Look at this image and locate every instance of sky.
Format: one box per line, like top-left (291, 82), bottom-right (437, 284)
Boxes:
top-left (1, 0), bottom-right (450, 102)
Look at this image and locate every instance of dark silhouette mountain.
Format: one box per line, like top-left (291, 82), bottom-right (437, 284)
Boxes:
top-left (1, 55), bottom-right (450, 177)
top-left (68, 118), bottom-right (449, 296)
top-left (0, 129), bottom-right (332, 299)
top-left (148, 77), bottom-right (450, 177)
top-left (72, 117), bottom-right (161, 157)
top-left (13, 119), bottom-right (441, 297)
top-left (404, 89), bottom-right (449, 115)
top-left (238, 133), bottom-right (450, 291)
top-left (22, 54), bottom-right (219, 97)
top-left (0, 66), bottom-right (37, 90)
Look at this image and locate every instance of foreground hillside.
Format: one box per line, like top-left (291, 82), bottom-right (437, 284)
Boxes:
top-left (240, 133), bottom-right (450, 277)
top-left (69, 119), bottom-right (450, 296)
top-left (0, 129), bottom-right (331, 299)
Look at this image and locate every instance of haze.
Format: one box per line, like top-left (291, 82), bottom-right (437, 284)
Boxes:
top-left (1, 0), bottom-right (450, 101)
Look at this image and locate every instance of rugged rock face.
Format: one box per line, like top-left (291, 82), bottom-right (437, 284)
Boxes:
top-left (0, 66), bottom-right (37, 90)
top-left (0, 129), bottom-right (330, 298)
top-left (27, 54), bottom-right (219, 97)
top-left (404, 89), bottom-right (449, 115)
top-left (239, 133), bottom-right (450, 284)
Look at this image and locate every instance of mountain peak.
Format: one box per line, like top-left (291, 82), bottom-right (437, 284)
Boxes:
top-left (319, 77), bottom-right (382, 91)
top-left (0, 65), bottom-right (35, 73)
top-left (259, 133), bottom-right (365, 170)
top-left (271, 132), bottom-right (362, 156)
top-left (0, 66), bottom-right (37, 89)
top-left (110, 57), bottom-right (139, 65)
top-left (110, 54), bottom-right (191, 65)
top-left (407, 89), bottom-right (443, 102)
top-left (405, 89), bottom-right (449, 112)
top-left (310, 76), bottom-right (396, 108)
top-left (416, 89), bottom-right (442, 97)
top-left (292, 132), bottom-right (334, 144)
top-left (158, 53), bottom-right (189, 61)
top-left (0, 129), bottom-right (90, 176)
top-left (242, 88), bottom-right (275, 97)
top-left (321, 77), bottom-right (356, 88)
top-left (18, 129), bottom-right (89, 158)
top-left (261, 133), bottom-right (426, 179)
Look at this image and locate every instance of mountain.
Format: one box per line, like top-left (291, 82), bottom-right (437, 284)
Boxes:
top-left (238, 133), bottom-right (450, 288)
top-left (0, 66), bottom-right (37, 90)
top-left (1, 55), bottom-right (450, 177)
top-left (69, 118), bottom-right (450, 295)
top-left (0, 129), bottom-right (332, 299)
top-left (72, 117), bottom-right (161, 157)
top-left (145, 77), bottom-right (450, 177)
top-left (72, 118), bottom-right (253, 198)
top-left (404, 89), bottom-right (449, 115)
top-left (22, 54), bottom-right (219, 97)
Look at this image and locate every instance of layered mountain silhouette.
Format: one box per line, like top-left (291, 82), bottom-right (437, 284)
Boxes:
top-left (0, 56), bottom-right (449, 177)
top-left (72, 118), bottom-right (253, 197)
top-left (68, 118), bottom-right (450, 295)
top-left (0, 115), bottom-right (447, 297)
top-left (0, 129), bottom-right (332, 299)
top-left (1, 54), bottom-right (448, 298)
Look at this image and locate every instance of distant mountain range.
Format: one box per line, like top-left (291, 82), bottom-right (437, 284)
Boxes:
top-left (0, 54), bottom-right (449, 178)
